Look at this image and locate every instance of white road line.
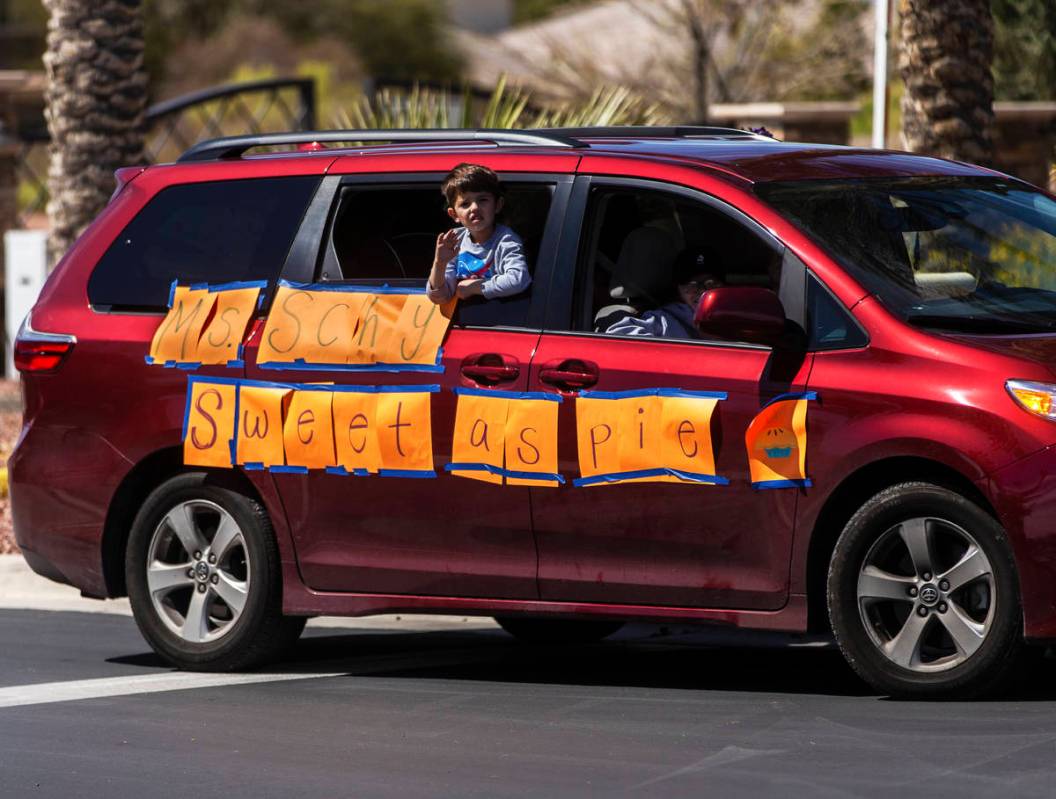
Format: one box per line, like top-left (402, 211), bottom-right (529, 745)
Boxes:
top-left (0, 670), bottom-right (345, 709)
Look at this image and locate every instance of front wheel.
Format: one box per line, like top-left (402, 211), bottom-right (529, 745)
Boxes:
top-left (827, 482), bottom-right (1022, 699)
top-left (126, 473), bottom-right (305, 671)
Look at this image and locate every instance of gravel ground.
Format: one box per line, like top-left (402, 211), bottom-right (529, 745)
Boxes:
top-left (0, 381), bottom-right (21, 554)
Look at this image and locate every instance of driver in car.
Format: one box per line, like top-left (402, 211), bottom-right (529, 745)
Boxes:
top-left (606, 247), bottom-right (725, 339)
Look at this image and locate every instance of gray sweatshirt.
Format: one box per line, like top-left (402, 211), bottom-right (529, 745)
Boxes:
top-left (605, 301), bottom-right (699, 339)
top-left (426, 224), bottom-right (531, 302)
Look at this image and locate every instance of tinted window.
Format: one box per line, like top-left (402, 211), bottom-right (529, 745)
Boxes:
top-left (573, 186), bottom-right (782, 340)
top-left (319, 183), bottom-right (554, 328)
top-left (808, 274), bottom-right (867, 349)
top-left (758, 177), bottom-right (1056, 335)
top-left (89, 176), bottom-right (320, 310)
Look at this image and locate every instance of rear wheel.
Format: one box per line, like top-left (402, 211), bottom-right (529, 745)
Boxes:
top-left (827, 482), bottom-right (1022, 698)
top-left (495, 616), bottom-right (624, 645)
top-left (126, 473), bottom-right (305, 671)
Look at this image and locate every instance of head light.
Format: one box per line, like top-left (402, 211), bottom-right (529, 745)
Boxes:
top-left (1006, 380), bottom-right (1056, 421)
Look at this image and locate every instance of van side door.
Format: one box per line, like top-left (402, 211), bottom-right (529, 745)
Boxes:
top-left (526, 175), bottom-right (813, 610)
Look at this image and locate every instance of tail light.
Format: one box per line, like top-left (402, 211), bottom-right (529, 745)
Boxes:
top-left (14, 313), bottom-right (76, 373)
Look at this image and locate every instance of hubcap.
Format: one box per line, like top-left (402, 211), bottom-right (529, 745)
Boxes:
top-left (145, 500), bottom-right (250, 644)
top-left (856, 517), bottom-right (995, 673)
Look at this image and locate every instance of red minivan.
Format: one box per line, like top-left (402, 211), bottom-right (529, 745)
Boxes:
top-left (13, 127), bottom-right (1056, 698)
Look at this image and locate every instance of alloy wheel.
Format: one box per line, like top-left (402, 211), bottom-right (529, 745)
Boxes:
top-left (857, 516), bottom-right (995, 672)
top-left (145, 499), bottom-right (250, 644)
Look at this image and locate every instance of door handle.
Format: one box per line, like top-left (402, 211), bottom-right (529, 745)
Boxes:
top-left (538, 359), bottom-right (599, 391)
top-left (461, 353), bottom-right (520, 385)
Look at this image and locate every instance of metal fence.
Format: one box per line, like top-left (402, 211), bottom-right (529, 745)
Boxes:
top-left (16, 76), bottom-right (316, 226)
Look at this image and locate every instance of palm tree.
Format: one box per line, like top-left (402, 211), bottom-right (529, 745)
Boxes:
top-left (43, 0), bottom-right (147, 263)
top-left (899, 0), bottom-right (995, 165)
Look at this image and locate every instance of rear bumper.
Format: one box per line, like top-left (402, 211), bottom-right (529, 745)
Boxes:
top-left (10, 420), bottom-right (131, 599)
top-left (988, 444), bottom-right (1056, 639)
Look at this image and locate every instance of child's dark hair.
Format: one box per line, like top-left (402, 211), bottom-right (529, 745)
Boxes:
top-left (441, 163), bottom-right (504, 207)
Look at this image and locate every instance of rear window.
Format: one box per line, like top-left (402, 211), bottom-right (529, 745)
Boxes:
top-left (88, 176), bottom-right (320, 311)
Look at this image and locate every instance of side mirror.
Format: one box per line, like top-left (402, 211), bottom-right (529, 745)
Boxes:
top-left (694, 287), bottom-right (787, 345)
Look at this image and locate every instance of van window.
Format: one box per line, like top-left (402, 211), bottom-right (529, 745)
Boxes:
top-left (573, 185), bottom-right (783, 340)
top-left (88, 176), bottom-right (320, 311)
top-left (808, 274), bottom-right (868, 349)
top-left (758, 176), bottom-right (1056, 335)
top-left (319, 183), bottom-right (554, 328)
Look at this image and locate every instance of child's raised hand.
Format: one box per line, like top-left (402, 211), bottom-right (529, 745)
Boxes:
top-left (435, 228), bottom-right (461, 265)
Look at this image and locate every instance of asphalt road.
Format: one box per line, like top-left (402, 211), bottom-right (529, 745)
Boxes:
top-left (4, 609), bottom-right (1056, 798)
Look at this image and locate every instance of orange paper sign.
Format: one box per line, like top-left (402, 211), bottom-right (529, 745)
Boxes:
top-left (196, 284), bottom-right (263, 366)
top-left (745, 392), bottom-right (814, 489)
top-left (257, 285), bottom-right (367, 366)
top-left (375, 388), bottom-right (436, 476)
top-left (283, 389), bottom-right (337, 470)
top-left (448, 389), bottom-right (563, 486)
top-left (378, 295), bottom-right (456, 366)
top-left (235, 384), bottom-right (290, 468)
top-left (574, 389), bottom-right (726, 487)
top-left (149, 284), bottom-right (216, 365)
top-left (504, 396), bottom-right (561, 487)
top-left (183, 378), bottom-right (238, 468)
top-left (332, 389), bottom-right (382, 474)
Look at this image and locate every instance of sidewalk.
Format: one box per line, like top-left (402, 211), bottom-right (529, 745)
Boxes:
top-left (0, 554), bottom-right (498, 631)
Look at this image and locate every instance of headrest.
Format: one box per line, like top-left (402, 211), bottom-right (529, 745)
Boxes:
top-left (609, 227), bottom-right (679, 302)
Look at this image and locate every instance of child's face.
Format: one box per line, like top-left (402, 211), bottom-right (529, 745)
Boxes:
top-left (678, 273), bottom-right (724, 308)
top-left (447, 190), bottom-right (502, 239)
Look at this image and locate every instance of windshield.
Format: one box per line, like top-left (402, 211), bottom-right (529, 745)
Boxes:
top-left (756, 176), bottom-right (1056, 334)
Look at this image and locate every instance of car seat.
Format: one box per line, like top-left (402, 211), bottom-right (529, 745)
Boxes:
top-left (593, 226), bottom-right (680, 331)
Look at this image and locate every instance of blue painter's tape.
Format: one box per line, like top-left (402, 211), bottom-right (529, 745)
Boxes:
top-left (578, 388), bottom-right (660, 400)
top-left (270, 465), bottom-right (310, 475)
top-left (378, 469), bottom-right (436, 479)
top-left (181, 381), bottom-right (194, 441)
top-left (175, 362), bottom-right (201, 371)
top-left (445, 462), bottom-right (501, 475)
top-left (752, 478), bottom-right (813, 490)
top-left (228, 380), bottom-right (241, 466)
top-left (167, 279), bottom-right (177, 308)
top-left (256, 360), bottom-right (445, 374)
top-left (242, 462), bottom-right (265, 471)
top-left (374, 384), bottom-right (441, 394)
top-left (186, 375), bottom-right (247, 388)
top-left (505, 469), bottom-right (565, 484)
top-left (325, 466), bottom-right (350, 476)
top-left (224, 359), bottom-right (245, 369)
top-left (207, 279), bottom-right (268, 293)
top-left (276, 279), bottom-right (428, 295)
top-left (579, 388), bottom-right (729, 401)
top-left (573, 468), bottom-right (729, 487)
top-left (144, 355), bottom-right (155, 365)
top-left (188, 281), bottom-right (210, 292)
top-left (340, 283), bottom-right (429, 295)
top-left (445, 463), bottom-right (565, 484)
top-left (453, 387), bottom-right (563, 402)
top-left (665, 470), bottom-right (730, 485)
top-left (761, 391), bottom-right (818, 410)
top-left (353, 468), bottom-right (371, 477)
top-left (654, 388), bottom-right (728, 400)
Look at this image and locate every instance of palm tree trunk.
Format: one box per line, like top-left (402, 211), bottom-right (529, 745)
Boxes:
top-left (899, 0), bottom-right (994, 165)
top-left (43, 0), bottom-right (147, 264)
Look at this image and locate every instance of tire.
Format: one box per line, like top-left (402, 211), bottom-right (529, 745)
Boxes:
top-left (495, 616), bottom-right (624, 645)
top-left (125, 472), bottom-right (305, 671)
top-left (827, 482), bottom-right (1022, 699)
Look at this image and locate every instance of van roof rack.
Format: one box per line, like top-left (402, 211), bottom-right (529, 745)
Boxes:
top-left (176, 125), bottom-right (772, 163)
top-left (177, 129), bottom-right (584, 162)
top-left (537, 126), bottom-right (769, 140)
